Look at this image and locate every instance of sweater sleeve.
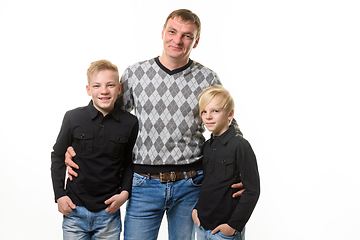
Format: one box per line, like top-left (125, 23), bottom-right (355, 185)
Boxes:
top-left (118, 67), bottom-right (135, 113)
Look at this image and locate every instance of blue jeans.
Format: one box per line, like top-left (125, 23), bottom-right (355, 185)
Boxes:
top-left (124, 171), bottom-right (203, 240)
top-left (62, 206), bottom-right (121, 240)
top-left (195, 225), bottom-right (245, 240)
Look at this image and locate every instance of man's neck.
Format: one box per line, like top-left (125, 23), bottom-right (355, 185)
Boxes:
top-left (159, 54), bottom-right (189, 71)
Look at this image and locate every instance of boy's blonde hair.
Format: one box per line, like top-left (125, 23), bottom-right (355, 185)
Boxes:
top-left (198, 85), bottom-right (235, 117)
top-left (163, 9), bottom-right (201, 40)
top-left (86, 59), bottom-right (119, 85)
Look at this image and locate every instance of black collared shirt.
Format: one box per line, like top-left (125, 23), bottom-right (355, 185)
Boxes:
top-left (51, 101), bottom-right (138, 212)
top-left (194, 125), bottom-right (260, 232)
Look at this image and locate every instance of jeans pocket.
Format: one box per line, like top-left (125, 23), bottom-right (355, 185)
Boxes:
top-left (132, 173), bottom-right (147, 187)
top-left (217, 231), bottom-right (237, 239)
top-left (189, 170), bottom-right (203, 187)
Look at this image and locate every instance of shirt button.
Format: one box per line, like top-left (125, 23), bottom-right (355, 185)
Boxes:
top-left (100, 125), bottom-right (104, 128)
top-left (81, 134), bottom-right (84, 138)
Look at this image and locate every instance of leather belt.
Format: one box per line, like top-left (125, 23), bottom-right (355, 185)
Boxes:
top-left (138, 170), bottom-right (198, 183)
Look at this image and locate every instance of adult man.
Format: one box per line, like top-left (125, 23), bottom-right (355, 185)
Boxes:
top-left (66, 9), bottom-right (244, 240)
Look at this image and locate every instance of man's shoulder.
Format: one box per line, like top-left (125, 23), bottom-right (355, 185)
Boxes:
top-left (125, 57), bottom-right (157, 70)
top-left (191, 60), bottom-right (217, 73)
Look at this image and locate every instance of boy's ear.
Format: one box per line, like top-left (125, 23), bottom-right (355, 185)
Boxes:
top-left (228, 109), bottom-right (235, 121)
top-left (86, 85), bottom-right (91, 96)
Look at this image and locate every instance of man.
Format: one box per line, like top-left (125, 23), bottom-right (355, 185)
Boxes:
top-left (66, 9), bottom-right (245, 240)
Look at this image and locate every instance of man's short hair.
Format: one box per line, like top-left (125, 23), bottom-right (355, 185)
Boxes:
top-left (163, 9), bottom-right (201, 39)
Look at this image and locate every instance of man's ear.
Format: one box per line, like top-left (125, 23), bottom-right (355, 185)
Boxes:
top-left (193, 37), bottom-right (200, 49)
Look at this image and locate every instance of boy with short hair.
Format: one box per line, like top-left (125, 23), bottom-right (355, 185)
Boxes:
top-left (51, 59), bottom-right (138, 239)
top-left (192, 85), bottom-right (260, 240)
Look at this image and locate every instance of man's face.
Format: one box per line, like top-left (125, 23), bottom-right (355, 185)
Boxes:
top-left (86, 69), bottom-right (121, 116)
top-left (161, 16), bottom-right (199, 62)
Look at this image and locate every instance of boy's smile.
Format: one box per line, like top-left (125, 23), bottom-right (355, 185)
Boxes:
top-left (86, 69), bottom-right (121, 116)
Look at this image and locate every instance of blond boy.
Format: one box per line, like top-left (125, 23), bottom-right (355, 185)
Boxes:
top-left (192, 85), bottom-right (260, 240)
top-left (51, 60), bottom-right (138, 239)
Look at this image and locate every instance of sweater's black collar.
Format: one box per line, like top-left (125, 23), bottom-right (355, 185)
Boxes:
top-left (155, 57), bottom-right (193, 75)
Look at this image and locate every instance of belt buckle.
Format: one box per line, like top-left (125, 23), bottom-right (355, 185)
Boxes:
top-left (159, 172), bottom-right (176, 183)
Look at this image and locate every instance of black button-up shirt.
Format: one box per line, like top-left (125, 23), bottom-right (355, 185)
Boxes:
top-left (51, 101), bottom-right (138, 212)
top-left (195, 125), bottom-right (260, 232)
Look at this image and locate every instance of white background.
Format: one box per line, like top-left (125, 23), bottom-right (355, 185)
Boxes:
top-left (1, 0), bottom-right (359, 239)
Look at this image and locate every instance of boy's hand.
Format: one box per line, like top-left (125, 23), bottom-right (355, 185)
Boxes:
top-left (192, 209), bottom-right (201, 227)
top-left (212, 223), bottom-right (236, 236)
top-left (65, 146), bottom-right (79, 181)
top-left (57, 196), bottom-right (76, 215)
top-left (104, 191), bottom-right (129, 213)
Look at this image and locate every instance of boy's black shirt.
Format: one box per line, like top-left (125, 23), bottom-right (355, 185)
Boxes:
top-left (51, 100), bottom-right (139, 212)
top-left (195, 125), bottom-right (260, 232)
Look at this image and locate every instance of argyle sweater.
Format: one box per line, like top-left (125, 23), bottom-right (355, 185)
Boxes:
top-left (119, 57), bottom-right (239, 168)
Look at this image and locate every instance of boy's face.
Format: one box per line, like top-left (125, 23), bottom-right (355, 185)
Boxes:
top-left (86, 69), bottom-right (121, 116)
top-left (201, 97), bottom-right (234, 136)
top-left (161, 16), bottom-right (199, 63)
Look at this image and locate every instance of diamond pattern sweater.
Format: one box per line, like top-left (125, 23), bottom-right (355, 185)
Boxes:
top-left (119, 57), bottom-right (238, 169)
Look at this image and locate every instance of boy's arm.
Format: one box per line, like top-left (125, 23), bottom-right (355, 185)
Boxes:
top-left (227, 138), bottom-right (260, 232)
top-left (119, 119), bottom-right (139, 195)
top-left (51, 112), bottom-right (73, 202)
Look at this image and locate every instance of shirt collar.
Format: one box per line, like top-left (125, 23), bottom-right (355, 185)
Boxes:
top-left (210, 125), bottom-right (236, 145)
top-left (87, 100), bottom-right (122, 122)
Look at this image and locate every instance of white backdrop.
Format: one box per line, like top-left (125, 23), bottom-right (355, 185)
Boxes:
top-left (1, 0), bottom-right (359, 239)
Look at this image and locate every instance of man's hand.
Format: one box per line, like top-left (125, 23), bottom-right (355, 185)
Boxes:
top-left (231, 181), bottom-right (245, 198)
top-left (192, 209), bottom-right (201, 227)
top-left (212, 223), bottom-right (235, 236)
top-left (65, 146), bottom-right (79, 181)
top-left (104, 191), bottom-right (129, 213)
top-left (57, 196), bottom-right (76, 215)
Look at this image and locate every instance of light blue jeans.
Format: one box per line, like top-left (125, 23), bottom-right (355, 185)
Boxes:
top-left (62, 206), bottom-right (121, 240)
top-left (195, 225), bottom-right (245, 240)
top-left (124, 171), bottom-right (203, 240)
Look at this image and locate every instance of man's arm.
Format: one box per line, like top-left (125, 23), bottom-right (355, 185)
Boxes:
top-left (232, 181), bottom-right (245, 198)
top-left (65, 146), bottom-right (79, 181)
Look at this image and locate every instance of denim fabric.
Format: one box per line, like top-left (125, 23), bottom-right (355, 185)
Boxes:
top-left (62, 206), bottom-right (121, 240)
top-left (195, 225), bottom-right (245, 240)
top-left (124, 171), bottom-right (203, 240)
